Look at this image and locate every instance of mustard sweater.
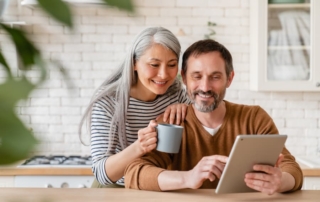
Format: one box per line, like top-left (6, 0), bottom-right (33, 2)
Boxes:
top-left (124, 101), bottom-right (303, 191)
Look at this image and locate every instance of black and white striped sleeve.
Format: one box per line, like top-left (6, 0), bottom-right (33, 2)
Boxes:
top-left (90, 96), bottom-right (118, 185)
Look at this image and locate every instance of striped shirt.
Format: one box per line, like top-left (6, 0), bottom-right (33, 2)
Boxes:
top-left (91, 86), bottom-right (189, 186)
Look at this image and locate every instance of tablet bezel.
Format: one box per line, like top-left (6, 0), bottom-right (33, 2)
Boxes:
top-left (215, 134), bottom-right (287, 194)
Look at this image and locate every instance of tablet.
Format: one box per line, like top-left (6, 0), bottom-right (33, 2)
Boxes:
top-left (215, 134), bottom-right (287, 194)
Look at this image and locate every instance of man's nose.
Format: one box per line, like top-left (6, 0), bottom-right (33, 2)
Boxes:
top-left (199, 78), bottom-right (211, 92)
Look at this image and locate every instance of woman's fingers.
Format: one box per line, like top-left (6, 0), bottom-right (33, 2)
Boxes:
top-left (169, 107), bottom-right (177, 124)
top-left (175, 106), bottom-right (182, 125)
top-left (162, 104), bottom-right (188, 124)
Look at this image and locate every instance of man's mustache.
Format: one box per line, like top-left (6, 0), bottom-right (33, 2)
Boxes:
top-left (192, 90), bottom-right (216, 97)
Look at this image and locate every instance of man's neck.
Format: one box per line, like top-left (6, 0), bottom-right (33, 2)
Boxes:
top-left (193, 101), bottom-right (226, 129)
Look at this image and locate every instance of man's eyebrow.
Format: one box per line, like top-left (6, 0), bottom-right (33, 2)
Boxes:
top-left (190, 71), bottom-right (222, 75)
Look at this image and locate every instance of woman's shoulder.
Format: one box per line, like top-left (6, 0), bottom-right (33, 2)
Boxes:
top-left (93, 92), bottom-right (117, 111)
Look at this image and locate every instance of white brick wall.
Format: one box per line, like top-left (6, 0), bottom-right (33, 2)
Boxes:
top-left (1, 0), bottom-right (319, 156)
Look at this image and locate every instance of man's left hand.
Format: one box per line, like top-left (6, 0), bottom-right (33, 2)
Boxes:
top-left (244, 154), bottom-right (284, 195)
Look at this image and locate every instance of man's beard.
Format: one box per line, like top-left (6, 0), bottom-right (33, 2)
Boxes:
top-left (188, 89), bottom-right (225, 113)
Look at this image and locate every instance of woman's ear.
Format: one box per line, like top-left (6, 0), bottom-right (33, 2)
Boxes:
top-left (133, 62), bottom-right (137, 71)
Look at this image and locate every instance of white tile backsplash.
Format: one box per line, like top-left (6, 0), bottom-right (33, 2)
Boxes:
top-left (1, 0), bottom-right (319, 156)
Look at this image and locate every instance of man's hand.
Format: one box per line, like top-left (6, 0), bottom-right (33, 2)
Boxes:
top-left (244, 154), bottom-right (284, 195)
top-left (185, 155), bottom-right (228, 189)
top-left (158, 103), bottom-right (188, 125)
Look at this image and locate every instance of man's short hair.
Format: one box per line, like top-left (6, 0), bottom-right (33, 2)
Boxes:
top-left (181, 39), bottom-right (233, 77)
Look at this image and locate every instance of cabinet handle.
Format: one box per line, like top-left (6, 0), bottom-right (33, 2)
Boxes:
top-left (316, 82), bottom-right (320, 87)
top-left (44, 184), bottom-right (53, 188)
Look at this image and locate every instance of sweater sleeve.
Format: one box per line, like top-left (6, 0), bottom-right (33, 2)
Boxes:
top-left (124, 150), bottom-right (172, 191)
top-left (254, 106), bottom-right (303, 192)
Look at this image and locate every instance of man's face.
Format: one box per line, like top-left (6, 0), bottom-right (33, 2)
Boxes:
top-left (182, 51), bottom-right (234, 113)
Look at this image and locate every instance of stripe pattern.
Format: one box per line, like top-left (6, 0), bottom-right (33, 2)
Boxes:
top-left (91, 87), bottom-right (189, 185)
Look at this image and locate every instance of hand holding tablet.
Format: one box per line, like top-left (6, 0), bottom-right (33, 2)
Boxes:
top-left (215, 135), bottom-right (287, 194)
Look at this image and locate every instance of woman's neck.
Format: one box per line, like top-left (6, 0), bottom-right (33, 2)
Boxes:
top-left (130, 82), bottom-right (157, 102)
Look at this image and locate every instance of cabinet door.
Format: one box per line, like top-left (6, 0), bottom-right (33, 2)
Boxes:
top-left (250, 0), bottom-right (320, 91)
top-left (303, 177), bottom-right (320, 190)
top-left (0, 176), bottom-right (14, 187)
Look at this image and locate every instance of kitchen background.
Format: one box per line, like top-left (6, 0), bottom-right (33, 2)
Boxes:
top-left (0, 0), bottom-right (319, 157)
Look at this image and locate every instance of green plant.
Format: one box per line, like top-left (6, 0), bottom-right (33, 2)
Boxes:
top-left (0, 0), bottom-right (134, 165)
top-left (204, 21), bottom-right (217, 39)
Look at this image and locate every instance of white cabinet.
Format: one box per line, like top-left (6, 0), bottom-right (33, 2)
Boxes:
top-left (250, 0), bottom-right (320, 91)
top-left (0, 176), bottom-right (14, 187)
top-left (15, 176), bottom-right (94, 188)
top-left (303, 177), bottom-right (320, 190)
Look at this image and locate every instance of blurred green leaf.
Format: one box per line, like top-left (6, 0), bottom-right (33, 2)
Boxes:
top-left (0, 23), bottom-right (40, 69)
top-left (208, 21), bottom-right (217, 26)
top-left (102, 0), bottom-right (134, 12)
top-left (0, 109), bottom-right (38, 165)
top-left (0, 77), bottom-right (38, 165)
top-left (51, 60), bottom-right (74, 89)
top-left (0, 76), bottom-right (35, 108)
top-left (0, 51), bottom-right (12, 78)
top-left (37, 0), bottom-right (73, 28)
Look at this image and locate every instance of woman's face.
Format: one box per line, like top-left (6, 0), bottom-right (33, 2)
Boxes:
top-left (134, 44), bottom-right (178, 100)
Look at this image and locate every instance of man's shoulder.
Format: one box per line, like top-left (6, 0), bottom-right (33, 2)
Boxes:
top-left (225, 100), bottom-right (262, 111)
top-left (225, 100), bottom-right (267, 117)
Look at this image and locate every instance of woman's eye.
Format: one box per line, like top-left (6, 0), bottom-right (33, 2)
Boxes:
top-left (168, 64), bottom-right (177, 68)
top-left (150, 64), bottom-right (159, 67)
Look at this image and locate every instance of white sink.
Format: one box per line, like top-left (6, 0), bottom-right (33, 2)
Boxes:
top-left (296, 156), bottom-right (320, 168)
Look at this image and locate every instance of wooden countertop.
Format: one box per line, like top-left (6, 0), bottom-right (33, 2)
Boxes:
top-left (299, 164), bottom-right (320, 177)
top-left (0, 163), bottom-right (319, 177)
top-left (0, 188), bottom-right (319, 202)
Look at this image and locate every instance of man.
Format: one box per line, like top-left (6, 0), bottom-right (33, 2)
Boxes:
top-left (124, 39), bottom-right (303, 194)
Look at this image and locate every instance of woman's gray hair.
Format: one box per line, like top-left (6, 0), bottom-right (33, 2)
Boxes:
top-left (79, 27), bottom-right (181, 153)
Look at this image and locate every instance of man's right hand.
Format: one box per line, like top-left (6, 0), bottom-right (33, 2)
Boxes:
top-left (185, 155), bottom-right (228, 189)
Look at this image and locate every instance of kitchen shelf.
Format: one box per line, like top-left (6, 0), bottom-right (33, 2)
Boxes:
top-left (268, 45), bottom-right (310, 50)
top-left (250, 0), bottom-right (320, 91)
top-left (1, 21), bottom-right (26, 28)
top-left (268, 3), bottom-right (310, 8)
top-left (2, 21), bottom-right (26, 25)
top-left (21, 0), bottom-right (103, 6)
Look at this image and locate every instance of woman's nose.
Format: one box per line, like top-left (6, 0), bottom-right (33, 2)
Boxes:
top-left (157, 66), bottom-right (168, 79)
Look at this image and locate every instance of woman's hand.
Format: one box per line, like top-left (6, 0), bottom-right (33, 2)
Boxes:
top-left (160, 103), bottom-right (188, 125)
top-left (135, 120), bottom-right (158, 155)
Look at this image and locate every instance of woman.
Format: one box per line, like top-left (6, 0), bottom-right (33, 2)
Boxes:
top-left (79, 27), bottom-right (189, 187)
